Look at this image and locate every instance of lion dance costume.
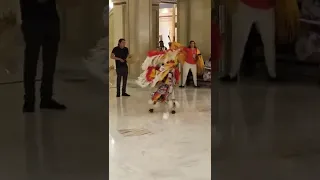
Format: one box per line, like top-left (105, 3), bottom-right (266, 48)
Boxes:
top-left (136, 42), bottom-right (188, 114)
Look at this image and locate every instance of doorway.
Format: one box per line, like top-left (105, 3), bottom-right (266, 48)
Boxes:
top-left (159, 2), bottom-right (177, 49)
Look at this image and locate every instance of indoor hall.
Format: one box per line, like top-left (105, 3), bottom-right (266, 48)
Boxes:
top-left (109, 85), bottom-right (211, 180)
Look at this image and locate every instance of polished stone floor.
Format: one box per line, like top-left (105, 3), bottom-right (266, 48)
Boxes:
top-left (213, 81), bottom-right (320, 180)
top-left (3, 46), bottom-right (320, 179)
top-left (0, 60), bottom-right (109, 180)
top-left (109, 87), bottom-right (211, 180)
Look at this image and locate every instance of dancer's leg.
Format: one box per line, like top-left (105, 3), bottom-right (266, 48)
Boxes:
top-left (229, 2), bottom-right (256, 78)
top-left (170, 89), bottom-right (177, 114)
top-left (190, 64), bottom-right (197, 86)
top-left (116, 74), bottom-right (122, 96)
top-left (256, 8), bottom-right (276, 78)
top-left (182, 63), bottom-right (191, 86)
top-left (179, 63), bottom-right (183, 86)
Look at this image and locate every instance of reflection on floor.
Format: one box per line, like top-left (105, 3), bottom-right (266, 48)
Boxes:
top-left (109, 87), bottom-right (211, 180)
top-left (0, 64), bottom-right (109, 179)
top-left (213, 81), bottom-right (320, 179)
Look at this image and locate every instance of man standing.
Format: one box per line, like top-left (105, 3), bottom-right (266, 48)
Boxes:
top-left (220, 0), bottom-right (277, 82)
top-left (110, 39), bottom-right (130, 97)
top-left (159, 41), bottom-right (168, 51)
top-left (20, 0), bottom-right (66, 112)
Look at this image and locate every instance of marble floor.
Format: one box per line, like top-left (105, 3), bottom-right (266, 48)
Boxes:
top-left (0, 59), bottom-right (109, 180)
top-left (3, 47), bottom-right (320, 180)
top-left (212, 81), bottom-right (320, 180)
top-left (109, 86), bottom-right (211, 180)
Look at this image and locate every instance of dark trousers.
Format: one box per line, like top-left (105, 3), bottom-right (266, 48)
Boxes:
top-left (21, 21), bottom-right (60, 102)
top-left (116, 67), bottom-right (128, 95)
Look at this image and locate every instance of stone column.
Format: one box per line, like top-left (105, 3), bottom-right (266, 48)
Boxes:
top-left (111, 0), bottom-right (126, 48)
top-left (59, 0), bottom-right (107, 54)
top-left (109, 0), bottom-right (160, 78)
top-left (177, 0), bottom-right (190, 45)
top-left (152, 1), bottom-right (160, 48)
top-left (189, 0), bottom-right (211, 60)
top-left (171, 4), bottom-right (176, 42)
top-left (130, 0), bottom-right (152, 77)
top-left (110, 0), bottom-right (158, 78)
top-left (177, 0), bottom-right (211, 60)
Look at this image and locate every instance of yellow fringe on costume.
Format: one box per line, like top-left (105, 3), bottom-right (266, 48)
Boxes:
top-left (177, 50), bottom-right (186, 64)
top-left (172, 43), bottom-right (205, 75)
top-left (171, 42), bottom-right (183, 50)
top-left (275, 0), bottom-right (300, 43)
top-left (196, 49), bottom-right (205, 76)
top-left (146, 68), bottom-right (157, 81)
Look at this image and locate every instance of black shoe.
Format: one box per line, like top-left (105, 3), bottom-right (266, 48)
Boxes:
top-left (149, 109), bottom-right (154, 113)
top-left (171, 110), bottom-right (176, 114)
top-left (220, 75), bottom-right (238, 82)
top-left (40, 99), bottom-right (66, 110)
top-left (116, 94), bottom-right (120, 97)
top-left (194, 85), bottom-right (200, 88)
top-left (23, 102), bottom-right (35, 113)
top-left (122, 93), bottom-right (130, 96)
top-left (179, 86), bottom-right (185, 88)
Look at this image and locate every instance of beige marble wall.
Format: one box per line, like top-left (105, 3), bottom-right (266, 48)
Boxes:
top-left (109, 9), bottom-right (116, 68)
top-left (110, 0), bottom-right (211, 78)
top-left (0, 0), bottom-right (22, 73)
top-left (152, 5), bottom-right (160, 49)
top-left (177, 0), bottom-right (189, 45)
top-left (59, 0), bottom-right (107, 54)
top-left (177, 0), bottom-right (211, 60)
top-left (0, 0), bottom-right (107, 72)
top-left (109, 0), bottom-right (158, 77)
top-left (0, 1), bottom-right (18, 15)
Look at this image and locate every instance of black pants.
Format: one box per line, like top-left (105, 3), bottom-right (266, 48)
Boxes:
top-left (116, 67), bottom-right (128, 95)
top-left (21, 21), bottom-right (60, 102)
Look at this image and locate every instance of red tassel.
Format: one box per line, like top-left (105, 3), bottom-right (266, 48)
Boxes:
top-left (147, 50), bottom-right (166, 57)
top-left (174, 68), bottom-right (180, 83)
top-left (146, 67), bottom-right (156, 82)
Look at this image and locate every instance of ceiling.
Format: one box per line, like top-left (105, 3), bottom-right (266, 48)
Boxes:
top-left (159, 3), bottom-right (174, 9)
top-left (160, 0), bottom-right (177, 3)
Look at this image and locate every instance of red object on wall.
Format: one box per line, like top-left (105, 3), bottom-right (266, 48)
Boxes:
top-left (211, 21), bottom-right (221, 72)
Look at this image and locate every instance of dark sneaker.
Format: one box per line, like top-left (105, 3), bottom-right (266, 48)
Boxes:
top-left (219, 75), bottom-right (238, 82)
top-left (23, 102), bottom-right (35, 113)
top-left (122, 93), bottom-right (130, 96)
top-left (40, 99), bottom-right (66, 110)
top-left (179, 86), bottom-right (185, 88)
top-left (116, 94), bottom-right (120, 97)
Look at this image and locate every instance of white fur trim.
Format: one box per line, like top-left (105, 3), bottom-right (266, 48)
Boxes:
top-left (162, 112), bottom-right (169, 119)
top-left (148, 100), bottom-right (154, 105)
top-left (174, 101), bottom-right (180, 108)
top-left (154, 102), bottom-right (160, 108)
top-left (168, 101), bottom-right (173, 109)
